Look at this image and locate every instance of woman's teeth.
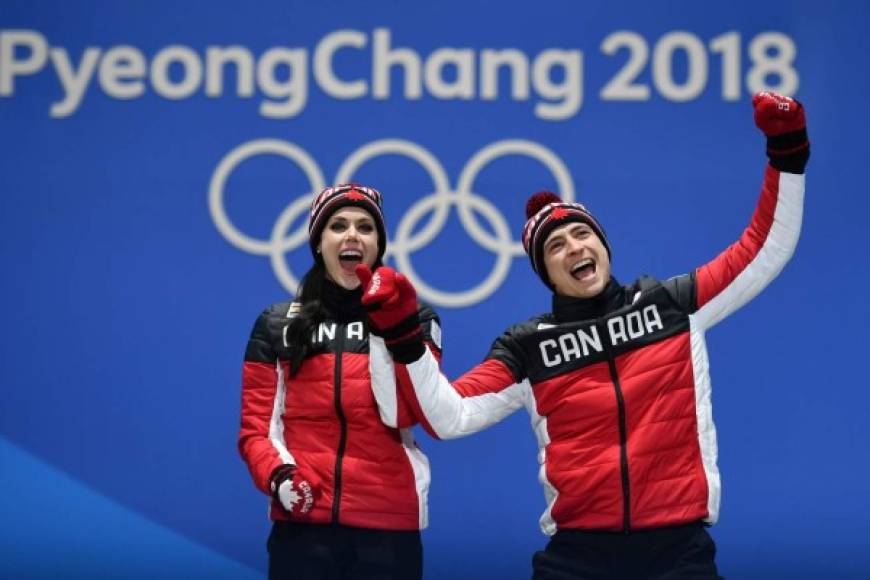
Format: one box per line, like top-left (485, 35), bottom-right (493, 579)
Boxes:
top-left (339, 251), bottom-right (362, 263)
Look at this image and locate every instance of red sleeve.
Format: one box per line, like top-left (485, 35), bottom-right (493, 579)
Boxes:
top-left (451, 358), bottom-right (519, 397)
top-left (238, 311), bottom-right (292, 495)
top-left (691, 165), bottom-right (804, 329)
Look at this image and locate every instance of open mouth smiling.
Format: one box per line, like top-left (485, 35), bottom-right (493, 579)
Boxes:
top-left (339, 250), bottom-right (363, 264)
top-left (570, 258), bottom-right (596, 281)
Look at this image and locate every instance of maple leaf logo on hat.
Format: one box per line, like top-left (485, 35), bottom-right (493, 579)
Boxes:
top-left (346, 188), bottom-right (365, 201)
top-left (550, 207), bottom-right (569, 220)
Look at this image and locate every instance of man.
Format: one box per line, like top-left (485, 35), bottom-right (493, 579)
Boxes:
top-left (356, 91), bottom-right (808, 578)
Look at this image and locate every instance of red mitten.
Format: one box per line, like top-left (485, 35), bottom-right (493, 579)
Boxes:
top-left (270, 464), bottom-right (317, 516)
top-left (752, 91), bottom-right (809, 173)
top-left (356, 264), bottom-right (425, 363)
top-left (753, 91), bottom-right (805, 135)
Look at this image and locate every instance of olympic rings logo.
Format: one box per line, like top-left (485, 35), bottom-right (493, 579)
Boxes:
top-left (208, 139), bottom-right (574, 308)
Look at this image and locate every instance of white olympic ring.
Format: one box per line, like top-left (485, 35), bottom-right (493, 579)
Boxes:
top-left (208, 138), bottom-right (574, 308)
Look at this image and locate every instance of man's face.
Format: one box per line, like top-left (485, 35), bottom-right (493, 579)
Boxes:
top-left (542, 221), bottom-right (611, 299)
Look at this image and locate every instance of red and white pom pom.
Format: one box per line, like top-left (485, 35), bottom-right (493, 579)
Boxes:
top-left (525, 191), bottom-right (561, 219)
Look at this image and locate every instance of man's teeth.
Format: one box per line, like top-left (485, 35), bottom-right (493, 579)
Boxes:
top-left (571, 259), bottom-right (594, 275)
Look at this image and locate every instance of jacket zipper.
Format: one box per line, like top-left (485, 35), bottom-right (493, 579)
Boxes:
top-left (331, 331), bottom-right (348, 524)
top-left (605, 349), bottom-right (631, 533)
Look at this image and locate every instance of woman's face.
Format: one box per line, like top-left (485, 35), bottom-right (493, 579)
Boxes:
top-left (318, 206), bottom-right (380, 289)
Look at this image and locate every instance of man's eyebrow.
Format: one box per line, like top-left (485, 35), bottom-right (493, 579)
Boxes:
top-left (544, 233), bottom-right (564, 247)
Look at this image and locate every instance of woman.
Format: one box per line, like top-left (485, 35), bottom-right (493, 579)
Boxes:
top-left (238, 184), bottom-right (441, 579)
top-left (356, 92), bottom-right (809, 579)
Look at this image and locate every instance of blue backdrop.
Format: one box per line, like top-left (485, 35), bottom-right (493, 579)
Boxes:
top-left (2, 1), bottom-right (868, 578)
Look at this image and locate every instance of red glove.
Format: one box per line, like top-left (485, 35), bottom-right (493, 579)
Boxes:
top-left (753, 91), bottom-right (805, 136)
top-left (355, 264), bottom-right (425, 363)
top-left (752, 91), bottom-right (809, 173)
top-left (270, 464), bottom-right (317, 516)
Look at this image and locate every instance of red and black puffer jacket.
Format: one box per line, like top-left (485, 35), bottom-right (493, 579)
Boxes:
top-left (391, 164), bottom-right (804, 534)
top-left (238, 284), bottom-right (441, 530)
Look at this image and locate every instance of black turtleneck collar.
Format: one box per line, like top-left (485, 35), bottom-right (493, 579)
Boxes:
top-left (321, 278), bottom-right (365, 322)
top-left (552, 277), bottom-right (626, 323)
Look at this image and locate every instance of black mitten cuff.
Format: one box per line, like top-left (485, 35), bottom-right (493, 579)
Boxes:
top-left (387, 338), bottom-right (426, 364)
top-left (767, 128), bottom-right (809, 174)
top-left (369, 314), bottom-right (421, 342)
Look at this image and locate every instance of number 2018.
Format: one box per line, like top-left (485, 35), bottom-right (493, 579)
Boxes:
top-left (600, 31), bottom-right (798, 101)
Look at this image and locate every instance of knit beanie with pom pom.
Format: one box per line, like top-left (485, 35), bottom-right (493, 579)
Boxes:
top-left (521, 191), bottom-right (611, 290)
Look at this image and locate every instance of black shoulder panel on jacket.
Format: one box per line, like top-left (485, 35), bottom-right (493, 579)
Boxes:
top-left (660, 273), bottom-right (697, 313)
top-left (417, 301), bottom-right (443, 355)
top-left (485, 315), bottom-right (550, 383)
top-left (244, 301), bottom-right (297, 363)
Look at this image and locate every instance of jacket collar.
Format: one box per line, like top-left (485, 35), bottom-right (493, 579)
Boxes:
top-left (552, 277), bottom-right (625, 323)
top-left (322, 278), bottom-right (365, 323)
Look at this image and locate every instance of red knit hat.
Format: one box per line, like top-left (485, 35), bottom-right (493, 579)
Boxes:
top-left (521, 191), bottom-right (611, 289)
